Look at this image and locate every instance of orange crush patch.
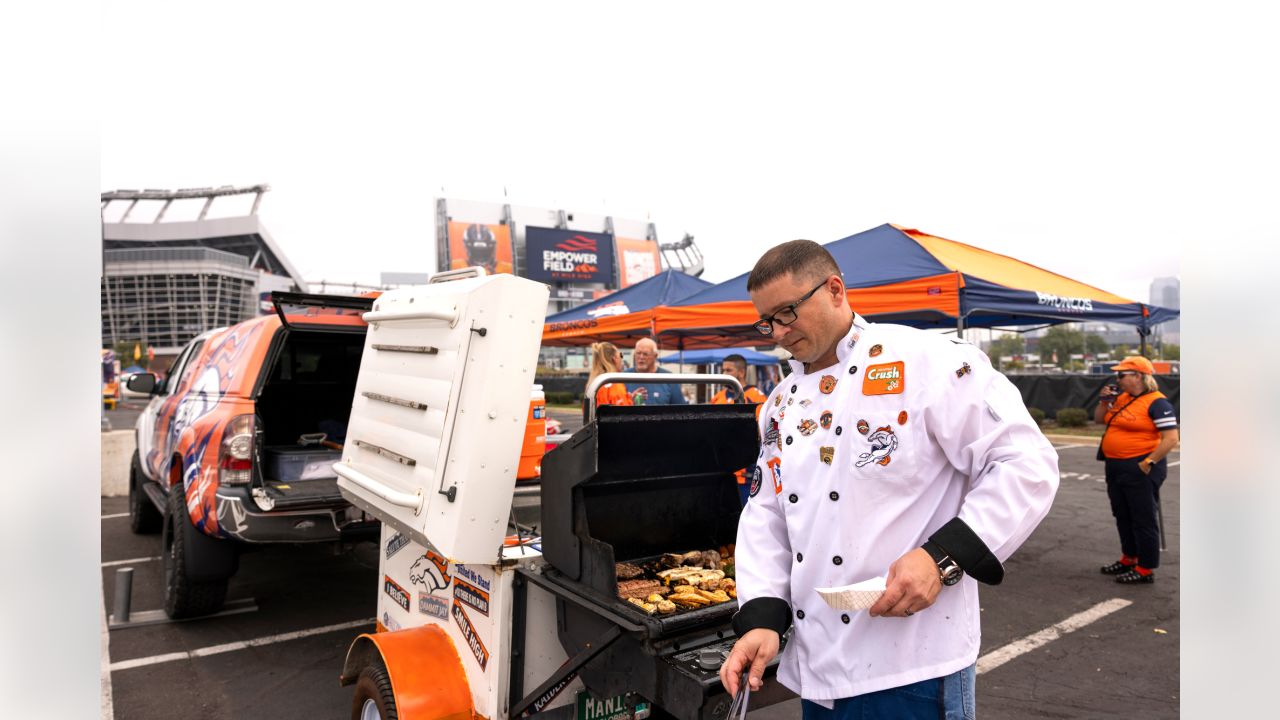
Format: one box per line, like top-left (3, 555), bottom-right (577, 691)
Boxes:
top-left (863, 361), bottom-right (905, 395)
top-left (767, 456), bottom-right (782, 494)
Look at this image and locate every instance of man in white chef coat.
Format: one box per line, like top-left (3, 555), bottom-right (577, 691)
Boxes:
top-left (720, 240), bottom-right (1059, 718)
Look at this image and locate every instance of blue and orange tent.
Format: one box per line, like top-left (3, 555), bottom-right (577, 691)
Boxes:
top-left (541, 269), bottom-right (713, 346)
top-left (651, 224), bottom-right (1178, 348)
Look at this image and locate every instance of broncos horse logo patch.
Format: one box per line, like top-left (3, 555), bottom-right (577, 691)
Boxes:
top-left (856, 426), bottom-right (899, 467)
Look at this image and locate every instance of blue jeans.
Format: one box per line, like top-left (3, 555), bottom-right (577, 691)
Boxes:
top-left (800, 664), bottom-right (976, 720)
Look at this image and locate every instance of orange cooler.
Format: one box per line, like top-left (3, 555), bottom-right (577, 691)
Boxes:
top-left (517, 385), bottom-right (546, 480)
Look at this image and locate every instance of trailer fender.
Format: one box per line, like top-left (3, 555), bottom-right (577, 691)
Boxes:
top-left (341, 625), bottom-right (474, 720)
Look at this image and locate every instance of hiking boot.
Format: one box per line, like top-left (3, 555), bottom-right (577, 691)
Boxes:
top-left (1115, 569), bottom-right (1154, 584)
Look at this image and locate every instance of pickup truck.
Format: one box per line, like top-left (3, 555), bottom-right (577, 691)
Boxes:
top-left (125, 293), bottom-right (381, 617)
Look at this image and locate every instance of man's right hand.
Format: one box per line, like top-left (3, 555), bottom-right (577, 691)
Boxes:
top-left (719, 628), bottom-right (780, 695)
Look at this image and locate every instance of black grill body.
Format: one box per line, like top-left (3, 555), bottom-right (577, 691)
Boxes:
top-left (532, 403), bottom-right (794, 720)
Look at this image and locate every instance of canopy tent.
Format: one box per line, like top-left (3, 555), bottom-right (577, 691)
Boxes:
top-left (541, 269), bottom-right (712, 347)
top-left (651, 224), bottom-right (1179, 349)
top-left (658, 347), bottom-right (781, 366)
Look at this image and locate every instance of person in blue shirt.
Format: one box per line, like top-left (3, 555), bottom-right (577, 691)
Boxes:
top-left (624, 337), bottom-right (688, 405)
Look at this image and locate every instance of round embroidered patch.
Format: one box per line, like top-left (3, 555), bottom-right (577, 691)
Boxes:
top-left (749, 466), bottom-right (763, 497)
top-left (869, 344), bottom-right (883, 357)
top-left (857, 419), bottom-right (870, 435)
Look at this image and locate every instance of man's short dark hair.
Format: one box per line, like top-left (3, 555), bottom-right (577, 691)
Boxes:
top-left (747, 240), bottom-right (841, 292)
top-left (723, 353), bottom-right (747, 368)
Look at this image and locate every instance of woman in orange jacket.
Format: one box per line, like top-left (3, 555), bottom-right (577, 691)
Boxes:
top-left (585, 341), bottom-right (632, 422)
top-left (1095, 356), bottom-right (1180, 584)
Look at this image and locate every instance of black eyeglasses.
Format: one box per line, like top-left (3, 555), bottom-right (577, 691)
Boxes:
top-left (753, 281), bottom-right (828, 336)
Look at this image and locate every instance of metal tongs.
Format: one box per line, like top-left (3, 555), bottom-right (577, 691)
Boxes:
top-left (726, 671), bottom-right (751, 720)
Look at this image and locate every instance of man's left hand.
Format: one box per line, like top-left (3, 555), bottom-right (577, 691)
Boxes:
top-left (869, 548), bottom-right (942, 618)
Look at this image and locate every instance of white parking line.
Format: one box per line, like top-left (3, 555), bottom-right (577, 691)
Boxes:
top-left (101, 512), bottom-right (130, 520)
top-left (1168, 461), bottom-right (1180, 467)
top-left (1053, 444), bottom-right (1089, 450)
top-left (108, 617), bottom-right (375, 672)
top-left (102, 556), bottom-right (161, 568)
top-left (976, 598), bottom-right (1133, 674)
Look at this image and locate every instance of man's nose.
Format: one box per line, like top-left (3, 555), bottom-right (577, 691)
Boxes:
top-left (772, 323), bottom-right (792, 342)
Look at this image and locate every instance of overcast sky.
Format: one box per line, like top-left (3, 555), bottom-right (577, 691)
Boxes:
top-left (100, 1), bottom-right (1272, 306)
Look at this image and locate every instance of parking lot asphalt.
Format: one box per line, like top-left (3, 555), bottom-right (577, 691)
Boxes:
top-left (101, 433), bottom-right (1178, 720)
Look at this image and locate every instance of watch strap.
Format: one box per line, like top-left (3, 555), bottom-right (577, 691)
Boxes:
top-left (928, 518), bottom-right (1005, 586)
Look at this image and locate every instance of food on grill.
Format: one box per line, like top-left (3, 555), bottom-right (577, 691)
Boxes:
top-left (617, 579), bottom-right (666, 600)
top-left (660, 553), bottom-right (686, 568)
top-left (627, 597), bottom-right (658, 614)
top-left (617, 549), bottom-right (740, 613)
top-left (668, 592), bottom-right (711, 608)
top-left (657, 567), bottom-right (725, 587)
top-left (615, 562), bottom-right (645, 580)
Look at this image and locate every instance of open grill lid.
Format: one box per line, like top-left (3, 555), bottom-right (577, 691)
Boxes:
top-left (541, 403), bottom-right (759, 597)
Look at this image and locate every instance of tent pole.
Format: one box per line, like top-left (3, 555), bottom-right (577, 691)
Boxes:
top-left (1138, 329), bottom-right (1148, 357)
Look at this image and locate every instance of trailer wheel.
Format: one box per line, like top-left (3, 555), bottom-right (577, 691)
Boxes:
top-left (128, 451), bottom-right (162, 534)
top-left (351, 663), bottom-right (399, 720)
top-left (162, 486), bottom-right (229, 618)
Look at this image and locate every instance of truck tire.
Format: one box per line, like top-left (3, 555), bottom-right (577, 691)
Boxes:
top-left (162, 486), bottom-right (230, 618)
top-left (128, 450), bottom-right (162, 534)
top-left (351, 663), bottom-right (399, 720)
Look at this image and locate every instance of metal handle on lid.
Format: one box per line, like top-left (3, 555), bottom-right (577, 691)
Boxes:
top-left (428, 266), bottom-right (488, 284)
top-left (362, 306), bottom-right (458, 325)
top-left (584, 372), bottom-right (744, 422)
top-left (333, 462), bottom-right (423, 515)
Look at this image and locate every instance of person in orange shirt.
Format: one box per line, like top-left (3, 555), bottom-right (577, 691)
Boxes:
top-left (709, 354), bottom-right (769, 406)
top-left (1095, 356), bottom-right (1179, 584)
top-left (710, 354), bottom-right (769, 505)
top-left (584, 341), bottom-right (632, 423)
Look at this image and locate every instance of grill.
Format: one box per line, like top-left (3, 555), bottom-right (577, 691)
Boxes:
top-left (515, 400), bottom-right (795, 720)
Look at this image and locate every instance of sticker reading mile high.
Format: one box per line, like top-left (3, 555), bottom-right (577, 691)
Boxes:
top-left (862, 361), bottom-right (905, 395)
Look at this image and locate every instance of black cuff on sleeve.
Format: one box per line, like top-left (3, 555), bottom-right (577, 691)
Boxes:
top-left (929, 517), bottom-right (1005, 585)
top-left (732, 597), bottom-right (792, 637)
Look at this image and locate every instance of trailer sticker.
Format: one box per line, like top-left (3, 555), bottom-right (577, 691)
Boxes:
top-left (381, 611), bottom-right (402, 632)
top-left (524, 668), bottom-right (577, 716)
top-left (385, 532), bottom-right (409, 559)
top-left (454, 564), bottom-right (492, 592)
top-left (418, 592), bottom-right (449, 620)
top-left (409, 552), bottom-right (451, 594)
top-left (576, 692), bottom-right (650, 720)
top-left (452, 599), bottom-right (489, 670)
top-left (384, 576), bottom-right (411, 612)
top-left (453, 576), bottom-right (491, 616)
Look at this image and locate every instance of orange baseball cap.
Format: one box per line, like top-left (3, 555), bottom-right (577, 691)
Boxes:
top-left (1110, 356), bottom-right (1155, 374)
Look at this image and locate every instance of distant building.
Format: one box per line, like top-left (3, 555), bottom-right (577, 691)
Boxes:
top-left (1149, 276), bottom-right (1180, 345)
top-left (101, 184), bottom-right (307, 358)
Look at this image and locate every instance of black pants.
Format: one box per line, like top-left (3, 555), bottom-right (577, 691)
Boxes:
top-left (1104, 456), bottom-right (1167, 569)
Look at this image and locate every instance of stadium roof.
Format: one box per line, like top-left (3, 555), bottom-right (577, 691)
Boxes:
top-left (101, 184), bottom-right (307, 290)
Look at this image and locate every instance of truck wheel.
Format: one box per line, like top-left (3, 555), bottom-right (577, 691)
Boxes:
top-left (128, 451), bottom-right (162, 534)
top-left (162, 486), bottom-right (229, 618)
top-left (351, 663), bottom-right (399, 720)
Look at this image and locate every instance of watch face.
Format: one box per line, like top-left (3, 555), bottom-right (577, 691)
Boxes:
top-left (941, 564), bottom-right (964, 586)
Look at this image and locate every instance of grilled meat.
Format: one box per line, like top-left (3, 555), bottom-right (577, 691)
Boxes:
top-left (615, 562), bottom-right (645, 580)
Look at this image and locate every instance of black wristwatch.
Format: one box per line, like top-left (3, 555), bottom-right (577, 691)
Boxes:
top-left (922, 541), bottom-right (964, 586)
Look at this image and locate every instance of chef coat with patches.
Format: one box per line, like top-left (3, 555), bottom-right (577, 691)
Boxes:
top-left (734, 314), bottom-right (1059, 701)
